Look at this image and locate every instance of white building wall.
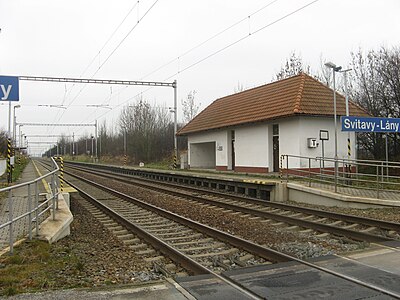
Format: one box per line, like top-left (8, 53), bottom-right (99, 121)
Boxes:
top-left (186, 116), bottom-right (356, 172)
top-left (234, 124), bottom-right (269, 169)
top-left (188, 130), bottom-right (228, 168)
top-left (190, 142), bottom-right (216, 168)
top-left (279, 116), bottom-right (356, 169)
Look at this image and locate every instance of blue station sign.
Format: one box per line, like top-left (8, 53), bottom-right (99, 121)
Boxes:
top-left (0, 76), bottom-right (19, 101)
top-left (341, 116), bottom-right (400, 133)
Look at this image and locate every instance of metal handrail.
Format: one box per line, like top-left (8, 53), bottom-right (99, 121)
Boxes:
top-left (0, 157), bottom-right (60, 254)
top-left (280, 154), bottom-right (400, 199)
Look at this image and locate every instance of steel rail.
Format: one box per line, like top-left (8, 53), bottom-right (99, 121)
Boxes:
top-left (67, 161), bottom-right (400, 231)
top-left (63, 163), bottom-right (400, 299)
top-left (64, 164), bottom-right (396, 243)
top-left (65, 176), bottom-right (264, 300)
top-left (65, 170), bottom-right (291, 263)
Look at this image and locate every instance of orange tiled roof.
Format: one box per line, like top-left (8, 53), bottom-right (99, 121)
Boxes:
top-left (177, 73), bottom-right (369, 135)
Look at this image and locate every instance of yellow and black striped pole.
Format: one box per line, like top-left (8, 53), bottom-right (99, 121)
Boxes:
top-left (7, 139), bottom-right (11, 183)
top-left (347, 138), bottom-right (351, 158)
top-left (173, 155), bottom-right (177, 169)
top-left (59, 156), bottom-right (64, 192)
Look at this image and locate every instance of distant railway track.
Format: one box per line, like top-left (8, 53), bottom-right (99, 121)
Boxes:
top-left (64, 162), bottom-right (400, 244)
top-left (36, 158), bottom-right (400, 299)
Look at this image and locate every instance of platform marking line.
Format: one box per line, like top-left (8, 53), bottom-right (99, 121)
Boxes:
top-left (32, 160), bottom-right (51, 194)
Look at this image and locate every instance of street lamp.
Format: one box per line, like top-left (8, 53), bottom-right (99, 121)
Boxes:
top-left (325, 61), bottom-right (342, 192)
top-left (13, 104), bottom-right (21, 146)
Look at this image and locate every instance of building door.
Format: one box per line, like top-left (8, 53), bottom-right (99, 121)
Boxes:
top-left (231, 130), bottom-right (235, 170)
top-left (272, 124), bottom-right (279, 172)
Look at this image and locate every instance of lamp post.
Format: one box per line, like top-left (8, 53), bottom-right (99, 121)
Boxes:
top-left (13, 105), bottom-right (21, 146)
top-left (325, 62), bottom-right (342, 192)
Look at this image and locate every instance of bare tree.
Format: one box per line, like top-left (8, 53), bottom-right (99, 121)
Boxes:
top-left (274, 51), bottom-right (311, 81)
top-left (351, 46), bottom-right (400, 159)
top-left (181, 90), bottom-right (200, 124)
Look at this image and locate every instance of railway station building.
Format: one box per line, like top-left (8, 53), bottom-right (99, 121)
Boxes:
top-left (177, 73), bottom-right (368, 173)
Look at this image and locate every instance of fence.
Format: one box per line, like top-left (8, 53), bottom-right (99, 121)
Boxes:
top-left (280, 154), bottom-right (400, 199)
top-left (0, 157), bottom-right (60, 254)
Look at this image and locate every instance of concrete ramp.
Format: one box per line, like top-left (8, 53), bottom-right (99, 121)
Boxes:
top-left (0, 159), bottom-right (6, 176)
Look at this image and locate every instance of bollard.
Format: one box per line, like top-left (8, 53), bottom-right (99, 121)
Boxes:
top-left (173, 155), bottom-right (177, 169)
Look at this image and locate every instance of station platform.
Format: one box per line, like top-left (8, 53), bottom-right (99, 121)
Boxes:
top-left (0, 160), bottom-right (75, 252)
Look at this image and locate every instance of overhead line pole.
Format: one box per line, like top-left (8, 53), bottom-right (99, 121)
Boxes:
top-left (16, 75), bottom-right (178, 166)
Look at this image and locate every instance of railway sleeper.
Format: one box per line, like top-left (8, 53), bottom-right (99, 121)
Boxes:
top-left (342, 223), bottom-right (360, 229)
top-left (117, 233), bottom-right (135, 240)
top-left (144, 256), bottom-right (164, 263)
top-left (113, 229), bottom-right (130, 235)
top-left (122, 238), bottom-right (141, 245)
top-left (104, 224), bottom-right (124, 231)
top-left (190, 248), bottom-right (239, 259)
top-left (133, 220), bottom-right (170, 226)
top-left (329, 220), bottom-right (343, 226)
top-left (170, 238), bottom-right (214, 246)
top-left (360, 226), bottom-right (377, 233)
top-left (162, 233), bottom-right (203, 242)
top-left (142, 224), bottom-right (181, 230)
top-left (136, 249), bottom-right (156, 256)
top-left (177, 242), bottom-right (225, 253)
top-left (145, 227), bottom-right (184, 233)
top-left (156, 229), bottom-right (193, 237)
top-left (129, 243), bottom-right (148, 250)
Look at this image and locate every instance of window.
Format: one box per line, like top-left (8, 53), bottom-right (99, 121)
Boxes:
top-left (273, 124), bottom-right (279, 136)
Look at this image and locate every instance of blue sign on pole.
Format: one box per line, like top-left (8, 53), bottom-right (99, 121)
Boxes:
top-left (0, 76), bottom-right (19, 101)
top-left (341, 116), bottom-right (400, 133)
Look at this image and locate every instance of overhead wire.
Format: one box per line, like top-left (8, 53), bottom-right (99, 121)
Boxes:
top-left (61, 0), bottom-right (321, 138)
top-left (140, 0), bottom-right (281, 80)
top-left (51, 0), bottom-right (160, 132)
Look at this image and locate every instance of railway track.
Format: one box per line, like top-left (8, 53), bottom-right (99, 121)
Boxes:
top-left (64, 162), bottom-right (400, 244)
top-left (36, 159), bottom-right (400, 299)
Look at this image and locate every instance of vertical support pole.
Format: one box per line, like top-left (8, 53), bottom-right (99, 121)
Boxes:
top-left (385, 134), bottom-right (389, 180)
top-left (123, 129), bottom-right (127, 165)
top-left (7, 138), bottom-right (12, 183)
top-left (333, 70), bottom-right (338, 193)
top-left (35, 180), bottom-right (39, 236)
top-left (52, 173), bottom-right (56, 220)
top-left (286, 155), bottom-right (289, 182)
top-left (59, 157), bottom-right (64, 193)
top-left (95, 120), bottom-right (98, 160)
top-left (28, 184), bottom-right (32, 240)
top-left (376, 165), bottom-right (380, 199)
top-left (8, 101), bottom-right (11, 139)
top-left (308, 157), bottom-right (311, 187)
top-left (173, 80), bottom-right (178, 169)
top-left (72, 132), bottom-right (75, 157)
top-left (8, 189), bottom-right (13, 254)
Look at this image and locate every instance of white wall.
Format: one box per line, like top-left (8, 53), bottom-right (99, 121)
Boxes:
top-left (186, 116), bottom-right (357, 171)
top-left (188, 130), bottom-right (228, 167)
top-left (0, 159), bottom-right (5, 176)
top-left (235, 124), bottom-right (269, 168)
top-left (280, 116), bottom-right (356, 169)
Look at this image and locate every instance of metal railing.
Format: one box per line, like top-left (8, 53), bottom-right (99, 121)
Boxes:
top-left (280, 154), bottom-right (400, 200)
top-left (0, 157), bottom-right (60, 254)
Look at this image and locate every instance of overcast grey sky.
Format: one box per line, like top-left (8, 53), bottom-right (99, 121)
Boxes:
top-left (0, 0), bottom-right (399, 155)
